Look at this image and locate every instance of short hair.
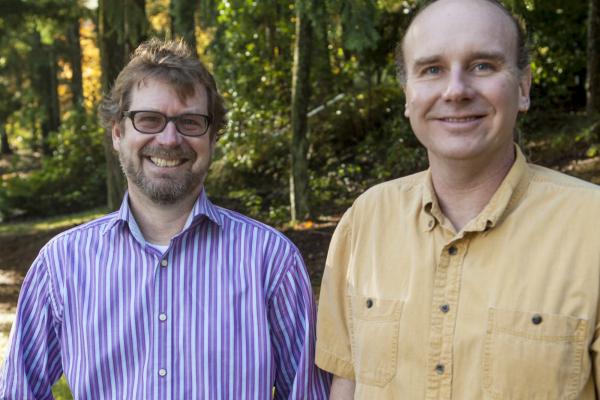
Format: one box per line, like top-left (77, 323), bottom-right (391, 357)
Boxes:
top-left (395, 0), bottom-right (530, 84)
top-left (99, 38), bottom-right (227, 139)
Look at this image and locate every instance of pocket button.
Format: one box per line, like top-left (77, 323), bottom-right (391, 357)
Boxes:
top-left (366, 298), bottom-right (374, 308)
top-left (435, 364), bottom-right (445, 375)
top-left (531, 314), bottom-right (543, 325)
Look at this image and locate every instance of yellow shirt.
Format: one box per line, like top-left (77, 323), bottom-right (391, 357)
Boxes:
top-left (316, 147), bottom-right (600, 399)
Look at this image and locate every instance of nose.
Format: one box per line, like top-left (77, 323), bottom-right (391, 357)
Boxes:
top-left (155, 120), bottom-right (181, 147)
top-left (442, 68), bottom-right (473, 102)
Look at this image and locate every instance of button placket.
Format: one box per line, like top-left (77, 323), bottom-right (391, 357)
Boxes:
top-left (426, 240), bottom-right (468, 398)
top-left (157, 255), bottom-right (169, 385)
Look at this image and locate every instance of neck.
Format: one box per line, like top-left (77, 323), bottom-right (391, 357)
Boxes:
top-left (127, 188), bottom-right (200, 245)
top-left (429, 145), bottom-right (515, 232)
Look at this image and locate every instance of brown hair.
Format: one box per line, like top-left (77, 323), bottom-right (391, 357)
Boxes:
top-left (99, 38), bottom-right (227, 138)
top-left (395, 0), bottom-right (530, 84)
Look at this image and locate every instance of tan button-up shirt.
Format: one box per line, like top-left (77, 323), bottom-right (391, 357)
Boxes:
top-left (316, 147), bottom-right (600, 399)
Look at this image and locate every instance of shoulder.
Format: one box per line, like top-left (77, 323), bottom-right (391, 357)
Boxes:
top-left (330, 171), bottom-right (427, 241)
top-left (214, 206), bottom-right (301, 256)
top-left (353, 170), bottom-right (427, 208)
top-left (40, 212), bottom-right (118, 256)
top-left (527, 163), bottom-right (600, 199)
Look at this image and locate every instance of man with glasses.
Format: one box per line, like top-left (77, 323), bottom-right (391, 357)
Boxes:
top-left (1, 38), bottom-right (330, 399)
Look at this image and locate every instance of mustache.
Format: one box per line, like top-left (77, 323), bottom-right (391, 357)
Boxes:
top-left (140, 146), bottom-right (195, 160)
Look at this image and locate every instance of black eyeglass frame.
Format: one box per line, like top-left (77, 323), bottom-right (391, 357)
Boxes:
top-left (122, 110), bottom-right (212, 137)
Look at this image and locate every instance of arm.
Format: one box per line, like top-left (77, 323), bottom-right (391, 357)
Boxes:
top-left (268, 251), bottom-right (331, 399)
top-left (315, 211), bottom-right (356, 379)
top-left (330, 375), bottom-right (355, 399)
top-left (0, 255), bottom-right (63, 399)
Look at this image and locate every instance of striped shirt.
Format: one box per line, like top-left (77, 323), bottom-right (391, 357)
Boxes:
top-left (0, 192), bottom-right (331, 399)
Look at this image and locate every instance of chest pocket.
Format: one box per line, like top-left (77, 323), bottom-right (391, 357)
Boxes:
top-left (349, 294), bottom-right (403, 387)
top-left (482, 307), bottom-right (587, 400)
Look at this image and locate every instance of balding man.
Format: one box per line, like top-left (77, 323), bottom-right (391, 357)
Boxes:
top-left (316, 0), bottom-right (600, 398)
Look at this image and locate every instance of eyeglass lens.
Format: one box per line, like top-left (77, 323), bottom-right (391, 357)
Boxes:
top-left (132, 111), bottom-right (209, 136)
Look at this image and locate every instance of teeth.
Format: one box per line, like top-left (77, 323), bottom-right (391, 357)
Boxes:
top-left (443, 117), bottom-right (479, 122)
top-left (150, 157), bottom-right (183, 167)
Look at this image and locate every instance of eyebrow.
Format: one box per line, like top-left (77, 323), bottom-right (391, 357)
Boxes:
top-left (411, 51), bottom-right (508, 72)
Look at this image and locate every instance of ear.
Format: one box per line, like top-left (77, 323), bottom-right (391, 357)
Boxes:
top-left (112, 121), bottom-right (123, 151)
top-left (518, 66), bottom-right (532, 112)
top-left (401, 84), bottom-right (411, 118)
top-left (209, 132), bottom-right (218, 157)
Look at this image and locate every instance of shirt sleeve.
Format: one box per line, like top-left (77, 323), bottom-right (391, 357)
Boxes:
top-left (0, 253), bottom-right (63, 399)
top-left (315, 210), bottom-right (355, 380)
top-left (268, 249), bottom-right (331, 399)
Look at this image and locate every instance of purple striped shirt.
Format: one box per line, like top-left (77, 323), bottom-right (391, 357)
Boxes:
top-left (0, 192), bottom-right (331, 399)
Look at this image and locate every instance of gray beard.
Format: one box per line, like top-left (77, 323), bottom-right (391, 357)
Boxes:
top-left (119, 155), bottom-right (204, 205)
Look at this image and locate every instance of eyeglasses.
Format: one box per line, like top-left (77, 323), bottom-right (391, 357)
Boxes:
top-left (122, 110), bottom-right (211, 137)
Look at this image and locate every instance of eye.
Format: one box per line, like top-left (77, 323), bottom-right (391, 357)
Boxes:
top-left (135, 112), bottom-right (164, 128)
top-left (423, 66), bottom-right (441, 75)
top-left (180, 118), bottom-right (201, 127)
top-left (473, 62), bottom-right (493, 72)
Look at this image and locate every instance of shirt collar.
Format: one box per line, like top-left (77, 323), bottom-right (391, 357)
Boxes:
top-left (101, 190), bottom-right (223, 236)
top-left (421, 145), bottom-right (531, 233)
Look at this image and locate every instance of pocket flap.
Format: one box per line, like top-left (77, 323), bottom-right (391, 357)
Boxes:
top-left (489, 307), bottom-right (587, 341)
top-left (350, 294), bottom-right (403, 321)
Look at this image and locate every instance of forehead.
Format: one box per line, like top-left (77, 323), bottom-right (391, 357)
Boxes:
top-left (129, 78), bottom-right (207, 111)
top-left (403, 0), bottom-right (518, 65)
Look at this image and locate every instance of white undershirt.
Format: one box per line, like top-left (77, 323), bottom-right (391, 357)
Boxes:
top-left (128, 207), bottom-right (195, 255)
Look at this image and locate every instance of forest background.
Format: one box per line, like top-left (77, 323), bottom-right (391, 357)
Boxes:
top-left (0, 0), bottom-right (599, 397)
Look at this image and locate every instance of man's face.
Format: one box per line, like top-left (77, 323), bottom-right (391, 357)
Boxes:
top-left (402, 0), bottom-right (531, 166)
top-left (112, 78), bottom-right (215, 205)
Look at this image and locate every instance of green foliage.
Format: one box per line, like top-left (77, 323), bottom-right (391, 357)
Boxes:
top-left (51, 375), bottom-right (73, 400)
top-left (518, 1), bottom-right (588, 111)
top-left (0, 111), bottom-right (106, 221)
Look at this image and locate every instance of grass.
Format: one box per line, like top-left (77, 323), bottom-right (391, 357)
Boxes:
top-left (0, 207), bottom-right (108, 236)
top-left (52, 376), bottom-right (73, 399)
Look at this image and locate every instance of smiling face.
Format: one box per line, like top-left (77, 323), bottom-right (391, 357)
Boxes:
top-left (112, 78), bottom-right (215, 205)
top-left (402, 0), bottom-right (531, 168)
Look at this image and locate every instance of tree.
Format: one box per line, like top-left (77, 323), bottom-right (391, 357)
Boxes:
top-left (30, 30), bottom-right (61, 156)
top-left (290, 0), bottom-right (314, 221)
top-left (68, 18), bottom-right (84, 108)
top-left (98, 0), bottom-right (148, 210)
top-left (170, 0), bottom-right (197, 53)
top-left (587, 0), bottom-right (600, 120)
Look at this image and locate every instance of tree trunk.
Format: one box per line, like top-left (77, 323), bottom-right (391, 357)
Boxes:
top-left (171, 0), bottom-right (197, 54)
top-left (31, 31), bottom-right (61, 156)
top-left (98, 0), bottom-right (147, 210)
top-left (290, 1), bottom-right (313, 222)
top-left (99, 0), bottom-right (129, 210)
top-left (68, 18), bottom-right (84, 109)
top-left (0, 124), bottom-right (12, 155)
top-left (587, 0), bottom-right (600, 119)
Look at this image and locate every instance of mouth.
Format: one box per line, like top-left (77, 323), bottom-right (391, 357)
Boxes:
top-left (147, 156), bottom-right (187, 168)
top-left (437, 115), bottom-right (484, 123)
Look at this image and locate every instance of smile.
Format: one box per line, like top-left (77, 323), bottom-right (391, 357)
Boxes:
top-left (439, 116), bottom-right (483, 122)
top-left (149, 157), bottom-right (186, 168)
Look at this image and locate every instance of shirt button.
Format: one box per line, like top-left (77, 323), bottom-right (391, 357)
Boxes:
top-left (366, 298), bottom-right (374, 308)
top-left (158, 368), bottom-right (167, 377)
top-left (428, 220), bottom-right (434, 228)
top-left (159, 313), bottom-right (167, 322)
top-left (532, 314), bottom-right (543, 325)
top-left (160, 259), bottom-right (168, 267)
top-left (448, 246), bottom-right (458, 255)
top-left (435, 363), bottom-right (445, 374)
top-left (440, 304), bottom-right (450, 313)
